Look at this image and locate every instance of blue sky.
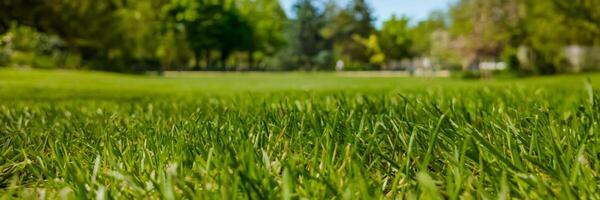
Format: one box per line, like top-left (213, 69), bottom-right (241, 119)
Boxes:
top-left (279, 0), bottom-right (456, 27)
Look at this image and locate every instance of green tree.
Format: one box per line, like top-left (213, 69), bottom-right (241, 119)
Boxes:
top-left (552, 0), bottom-right (600, 45)
top-left (521, 0), bottom-right (600, 73)
top-left (0, 0), bottom-right (122, 69)
top-left (379, 15), bottom-right (412, 61)
top-left (294, 0), bottom-right (325, 70)
top-left (409, 11), bottom-right (447, 56)
top-left (0, 0), bottom-right (169, 71)
top-left (330, 0), bottom-right (376, 68)
top-left (446, 0), bottom-right (598, 74)
top-left (449, 0), bottom-right (520, 68)
top-left (164, 0), bottom-right (252, 70)
top-left (237, 0), bottom-right (288, 69)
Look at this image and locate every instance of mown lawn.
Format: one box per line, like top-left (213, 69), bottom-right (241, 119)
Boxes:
top-left (1, 69), bottom-right (600, 199)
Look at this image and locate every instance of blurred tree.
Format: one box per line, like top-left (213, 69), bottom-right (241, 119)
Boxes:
top-left (0, 0), bottom-right (121, 69)
top-left (113, 0), bottom-right (166, 72)
top-left (356, 33), bottom-right (385, 66)
top-left (552, 0), bottom-right (600, 45)
top-left (214, 7), bottom-right (252, 69)
top-left (350, 0), bottom-right (374, 37)
top-left (517, 0), bottom-right (566, 74)
top-left (237, 0), bottom-right (288, 70)
top-left (156, 30), bottom-right (192, 71)
top-left (1, 0), bottom-right (599, 73)
top-left (164, 0), bottom-right (215, 69)
top-left (293, 0), bottom-right (325, 70)
top-left (449, 0), bottom-right (520, 69)
top-left (164, 0), bottom-right (252, 70)
top-left (410, 11), bottom-right (447, 56)
top-left (0, 0), bottom-right (168, 71)
top-left (379, 15), bottom-right (412, 62)
top-left (331, 0), bottom-right (375, 68)
top-left (447, 0), bottom-right (599, 74)
top-left (0, 24), bottom-right (66, 68)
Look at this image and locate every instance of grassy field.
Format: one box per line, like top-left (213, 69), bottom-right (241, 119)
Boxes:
top-left (1, 69), bottom-right (600, 199)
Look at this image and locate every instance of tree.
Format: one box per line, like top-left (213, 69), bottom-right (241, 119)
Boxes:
top-left (446, 0), bottom-right (598, 74)
top-left (114, 0), bottom-right (166, 72)
top-left (409, 11), bottom-right (447, 56)
top-left (214, 8), bottom-right (252, 69)
top-left (0, 0), bottom-right (169, 71)
top-left (450, 0), bottom-right (520, 65)
top-left (164, 0), bottom-right (252, 70)
top-left (551, 0), bottom-right (600, 45)
top-left (293, 0), bottom-right (325, 70)
top-left (350, 0), bottom-right (374, 37)
top-left (237, 0), bottom-right (288, 69)
top-left (329, 0), bottom-right (376, 68)
top-left (0, 0), bottom-right (122, 68)
top-left (379, 15), bottom-right (412, 61)
top-left (521, 0), bottom-right (600, 73)
top-left (164, 0), bottom-right (215, 69)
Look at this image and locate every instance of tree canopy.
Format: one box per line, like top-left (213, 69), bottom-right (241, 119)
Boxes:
top-left (0, 0), bottom-right (598, 74)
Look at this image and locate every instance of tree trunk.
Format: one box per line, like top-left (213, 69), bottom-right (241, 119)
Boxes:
top-left (194, 50), bottom-right (201, 71)
top-left (205, 51), bottom-right (211, 70)
top-left (248, 49), bottom-right (254, 71)
top-left (221, 49), bottom-right (230, 70)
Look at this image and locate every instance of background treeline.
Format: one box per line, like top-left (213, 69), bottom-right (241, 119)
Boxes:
top-left (0, 0), bottom-right (598, 74)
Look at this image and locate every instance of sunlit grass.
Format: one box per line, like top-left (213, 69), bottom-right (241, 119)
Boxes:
top-left (1, 69), bottom-right (599, 199)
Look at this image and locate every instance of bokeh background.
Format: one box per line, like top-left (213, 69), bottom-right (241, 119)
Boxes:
top-left (1, 0), bottom-right (598, 78)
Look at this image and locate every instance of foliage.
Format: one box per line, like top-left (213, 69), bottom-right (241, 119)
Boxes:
top-left (409, 11), bottom-right (447, 57)
top-left (293, 0), bottom-right (326, 70)
top-left (237, 0), bottom-right (288, 69)
top-left (0, 0), bottom-right (167, 72)
top-left (0, 24), bottom-right (72, 69)
top-left (0, 0), bottom-right (599, 73)
top-left (379, 15), bottom-right (412, 61)
top-left (330, 0), bottom-right (375, 67)
top-left (164, 0), bottom-right (252, 70)
top-left (448, 0), bottom-right (600, 74)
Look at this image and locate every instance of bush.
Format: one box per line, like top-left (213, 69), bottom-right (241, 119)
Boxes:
top-left (502, 46), bottom-right (520, 72)
top-left (0, 24), bottom-right (73, 69)
top-left (459, 70), bottom-right (481, 79)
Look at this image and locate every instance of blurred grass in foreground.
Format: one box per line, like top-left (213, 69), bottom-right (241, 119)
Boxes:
top-left (1, 69), bottom-right (600, 199)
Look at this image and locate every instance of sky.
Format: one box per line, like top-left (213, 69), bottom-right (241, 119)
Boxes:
top-left (279, 0), bottom-right (457, 27)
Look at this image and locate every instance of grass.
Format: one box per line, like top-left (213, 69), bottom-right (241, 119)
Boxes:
top-left (1, 68), bottom-right (600, 199)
